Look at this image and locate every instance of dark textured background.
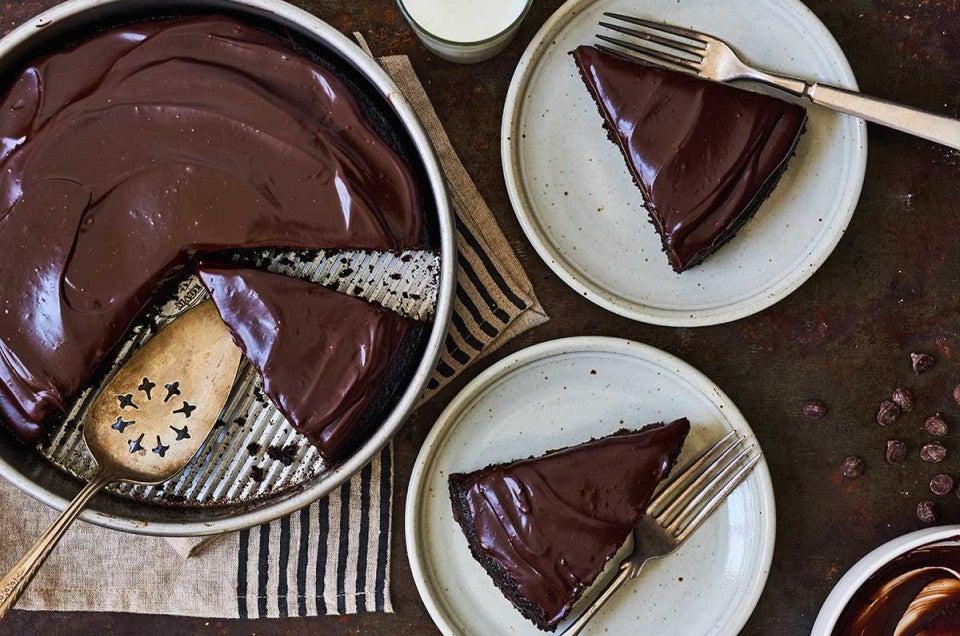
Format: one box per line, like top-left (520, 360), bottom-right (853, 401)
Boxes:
top-left (4, 0), bottom-right (960, 633)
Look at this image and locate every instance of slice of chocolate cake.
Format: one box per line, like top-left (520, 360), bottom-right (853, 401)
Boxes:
top-left (197, 265), bottom-right (414, 462)
top-left (573, 45), bottom-right (807, 272)
top-left (449, 418), bottom-right (690, 631)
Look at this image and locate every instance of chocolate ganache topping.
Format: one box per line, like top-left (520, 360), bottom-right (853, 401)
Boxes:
top-left (572, 45), bottom-right (807, 272)
top-left (448, 418), bottom-right (690, 631)
top-left (834, 539), bottom-right (960, 635)
top-left (197, 265), bottom-right (412, 461)
top-left (0, 17), bottom-right (422, 441)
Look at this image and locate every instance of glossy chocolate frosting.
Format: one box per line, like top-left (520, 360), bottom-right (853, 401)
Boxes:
top-left (573, 46), bottom-right (807, 272)
top-left (834, 539), bottom-right (960, 636)
top-left (449, 418), bottom-right (690, 631)
top-left (0, 17), bottom-right (422, 441)
top-left (197, 265), bottom-right (411, 461)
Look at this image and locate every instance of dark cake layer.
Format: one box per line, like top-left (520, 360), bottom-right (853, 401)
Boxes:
top-left (449, 418), bottom-right (690, 631)
top-left (573, 45), bottom-right (807, 272)
top-left (197, 265), bottom-right (413, 462)
top-left (0, 17), bottom-right (423, 441)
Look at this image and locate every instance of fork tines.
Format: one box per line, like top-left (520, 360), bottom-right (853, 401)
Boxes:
top-left (597, 12), bottom-right (706, 72)
top-left (649, 431), bottom-right (761, 543)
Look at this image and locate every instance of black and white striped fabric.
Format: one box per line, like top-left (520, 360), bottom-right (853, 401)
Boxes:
top-left (236, 447), bottom-right (393, 617)
top-left (3, 43), bottom-right (545, 620)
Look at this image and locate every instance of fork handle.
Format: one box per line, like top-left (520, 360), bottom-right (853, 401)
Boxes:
top-left (0, 469), bottom-right (115, 619)
top-left (753, 70), bottom-right (960, 151)
top-left (805, 84), bottom-right (960, 150)
top-left (561, 563), bottom-right (635, 636)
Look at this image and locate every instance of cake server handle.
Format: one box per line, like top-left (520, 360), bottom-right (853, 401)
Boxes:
top-left (561, 562), bottom-right (636, 636)
top-left (0, 469), bottom-right (116, 619)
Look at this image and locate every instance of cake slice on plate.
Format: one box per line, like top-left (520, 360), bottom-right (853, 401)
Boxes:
top-left (572, 45), bottom-right (807, 272)
top-left (197, 265), bottom-right (416, 462)
top-left (448, 418), bottom-right (690, 631)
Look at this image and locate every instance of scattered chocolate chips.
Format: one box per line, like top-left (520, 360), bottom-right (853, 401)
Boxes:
top-left (250, 466), bottom-right (266, 482)
top-left (891, 388), bottom-right (915, 412)
top-left (917, 500), bottom-right (938, 524)
top-left (925, 413), bottom-right (949, 437)
top-left (841, 456), bottom-right (865, 479)
top-left (911, 352), bottom-right (935, 374)
top-left (876, 400), bottom-right (901, 426)
top-left (246, 442), bottom-right (261, 456)
top-left (885, 439), bottom-right (908, 464)
top-left (921, 442), bottom-right (948, 463)
top-left (954, 385), bottom-right (960, 406)
top-left (930, 474), bottom-right (955, 496)
top-left (802, 399), bottom-right (828, 420)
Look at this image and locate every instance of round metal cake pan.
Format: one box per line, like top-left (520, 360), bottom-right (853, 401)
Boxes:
top-left (0, 0), bottom-right (456, 536)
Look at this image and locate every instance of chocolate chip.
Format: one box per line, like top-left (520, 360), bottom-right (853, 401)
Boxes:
top-left (886, 439), bottom-right (908, 463)
top-left (802, 399), bottom-right (828, 420)
top-left (917, 500), bottom-right (938, 524)
top-left (891, 388), bottom-right (915, 412)
top-left (912, 352), bottom-right (935, 374)
top-left (925, 413), bottom-right (949, 437)
top-left (876, 400), bottom-right (901, 426)
top-left (921, 442), bottom-right (948, 463)
top-left (954, 385), bottom-right (960, 406)
top-left (841, 456), bottom-right (865, 479)
top-left (931, 474), bottom-right (955, 495)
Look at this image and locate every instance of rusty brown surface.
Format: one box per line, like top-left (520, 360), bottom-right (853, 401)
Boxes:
top-left (3, 0), bottom-right (960, 633)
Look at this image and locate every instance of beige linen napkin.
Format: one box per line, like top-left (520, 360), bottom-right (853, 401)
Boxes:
top-left (2, 43), bottom-right (547, 618)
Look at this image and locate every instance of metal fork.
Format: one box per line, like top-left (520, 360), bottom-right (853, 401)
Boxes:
top-left (597, 12), bottom-right (960, 151)
top-left (561, 431), bottom-right (761, 635)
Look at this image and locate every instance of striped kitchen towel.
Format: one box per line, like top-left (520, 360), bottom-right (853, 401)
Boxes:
top-left (234, 447), bottom-right (395, 617)
top-left (1, 448), bottom-right (394, 618)
top-left (4, 43), bottom-right (546, 618)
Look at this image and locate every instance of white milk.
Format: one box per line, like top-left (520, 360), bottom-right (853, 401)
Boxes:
top-left (399, 0), bottom-right (530, 63)
top-left (401, 0), bottom-right (527, 42)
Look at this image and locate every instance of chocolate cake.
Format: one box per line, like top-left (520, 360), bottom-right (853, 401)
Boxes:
top-left (449, 418), bottom-right (690, 631)
top-left (0, 17), bottom-right (424, 443)
top-left (572, 45), bottom-right (808, 272)
top-left (197, 266), bottom-right (415, 461)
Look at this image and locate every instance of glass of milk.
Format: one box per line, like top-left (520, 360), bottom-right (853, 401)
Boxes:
top-left (396, 0), bottom-right (533, 63)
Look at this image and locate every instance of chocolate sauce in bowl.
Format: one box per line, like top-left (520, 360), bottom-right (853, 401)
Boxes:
top-left (834, 539), bottom-right (960, 635)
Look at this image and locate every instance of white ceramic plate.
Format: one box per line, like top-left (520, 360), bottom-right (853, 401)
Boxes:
top-left (502, 0), bottom-right (866, 326)
top-left (406, 337), bottom-right (776, 635)
top-left (812, 526), bottom-right (960, 635)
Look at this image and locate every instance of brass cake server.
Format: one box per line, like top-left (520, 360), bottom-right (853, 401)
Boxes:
top-left (0, 300), bottom-right (241, 618)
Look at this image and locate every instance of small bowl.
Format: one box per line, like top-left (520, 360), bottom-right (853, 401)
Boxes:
top-left (812, 525), bottom-right (960, 635)
top-left (395, 0), bottom-right (532, 64)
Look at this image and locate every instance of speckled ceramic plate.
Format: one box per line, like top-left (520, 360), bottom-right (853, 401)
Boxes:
top-left (406, 337), bottom-right (775, 635)
top-left (502, 0), bottom-right (866, 326)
